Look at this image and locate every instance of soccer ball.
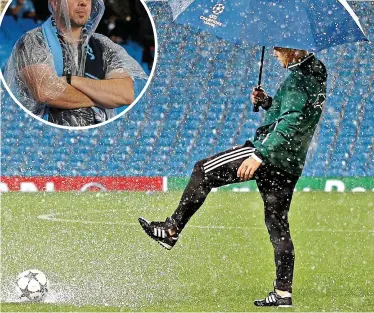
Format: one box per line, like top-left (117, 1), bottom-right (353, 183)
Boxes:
top-left (16, 269), bottom-right (49, 301)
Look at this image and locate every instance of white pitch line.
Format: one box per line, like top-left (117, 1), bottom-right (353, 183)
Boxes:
top-left (37, 213), bottom-right (374, 233)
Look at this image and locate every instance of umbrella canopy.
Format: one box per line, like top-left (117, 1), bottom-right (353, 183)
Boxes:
top-left (169, 0), bottom-right (368, 51)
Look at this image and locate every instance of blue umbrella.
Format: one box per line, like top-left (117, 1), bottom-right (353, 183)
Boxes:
top-left (168, 0), bottom-right (369, 110)
top-left (170, 0), bottom-right (368, 51)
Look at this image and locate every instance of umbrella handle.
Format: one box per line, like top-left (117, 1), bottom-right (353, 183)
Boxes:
top-left (253, 46), bottom-right (266, 112)
top-left (257, 46), bottom-right (266, 87)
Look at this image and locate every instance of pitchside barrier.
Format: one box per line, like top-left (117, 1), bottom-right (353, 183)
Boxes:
top-left (0, 176), bottom-right (373, 192)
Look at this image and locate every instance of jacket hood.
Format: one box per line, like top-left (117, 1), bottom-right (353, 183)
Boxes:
top-left (288, 54), bottom-right (327, 82)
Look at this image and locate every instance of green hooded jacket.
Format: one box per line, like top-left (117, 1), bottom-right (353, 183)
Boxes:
top-left (253, 54), bottom-right (327, 177)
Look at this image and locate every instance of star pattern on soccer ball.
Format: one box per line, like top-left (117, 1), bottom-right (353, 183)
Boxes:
top-left (26, 271), bottom-right (39, 279)
top-left (212, 4), bottom-right (225, 15)
top-left (19, 287), bottom-right (31, 299)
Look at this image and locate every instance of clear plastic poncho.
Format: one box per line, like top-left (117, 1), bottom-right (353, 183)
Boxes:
top-left (5, 0), bottom-right (148, 127)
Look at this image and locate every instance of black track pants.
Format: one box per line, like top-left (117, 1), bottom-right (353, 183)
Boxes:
top-left (171, 141), bottom-right (299, 293)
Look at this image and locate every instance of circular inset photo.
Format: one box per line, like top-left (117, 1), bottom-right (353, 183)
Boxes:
top-left (0, 0), bottom-right (157, 128)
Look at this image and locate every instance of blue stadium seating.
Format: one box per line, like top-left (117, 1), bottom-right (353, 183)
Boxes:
top-left (0, 1), bottom-right (373, 178)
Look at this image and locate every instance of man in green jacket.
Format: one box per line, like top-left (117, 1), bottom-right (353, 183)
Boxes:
top-left (139, 47), bottom-right (327, 307)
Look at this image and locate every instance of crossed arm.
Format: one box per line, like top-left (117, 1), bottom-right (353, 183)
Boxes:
top-left (71, 73), bottom-right (134, 108)
top-left (21, 64), bottom-right (134, 110)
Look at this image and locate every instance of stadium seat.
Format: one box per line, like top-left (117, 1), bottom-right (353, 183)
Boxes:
top-left (0, 2), bottom-right (373, 178)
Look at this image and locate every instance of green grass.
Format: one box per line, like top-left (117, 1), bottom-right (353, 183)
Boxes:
top-left (1, 191), bottom-right (373, 312)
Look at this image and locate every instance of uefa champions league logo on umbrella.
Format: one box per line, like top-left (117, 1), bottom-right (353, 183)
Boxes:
top-left (200, 3), bottom-right (224, 27)
top-left (212, 4), bottom-right (225, 15)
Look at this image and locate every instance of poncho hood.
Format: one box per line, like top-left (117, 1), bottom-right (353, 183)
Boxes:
top-left (48, 0), bottom-right (105, 43)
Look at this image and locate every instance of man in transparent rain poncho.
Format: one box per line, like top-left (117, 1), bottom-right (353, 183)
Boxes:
top-left (5, 0), bottom-right (148, 126)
